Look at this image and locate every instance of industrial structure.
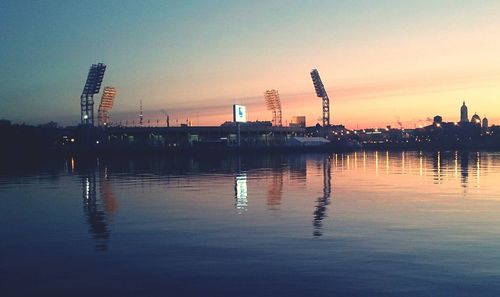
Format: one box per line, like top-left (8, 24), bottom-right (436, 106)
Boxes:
top-left (161, 109), bottom-right (170, 127)
top-left (80, 63), bottom-right (106, 126)
top-left (97, 87), bottom-right (117, 127)
top-left (310, 69), bottom-right (330, 127)
top-left (264, 89), bottom-right (282, 127)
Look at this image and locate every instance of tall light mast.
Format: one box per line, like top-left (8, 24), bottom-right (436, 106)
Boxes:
top-left (310, 69), bottom-right (330, 127)
top-left (264, 89), bottom-right (282, 127)
top-left (97, 87), bottom-right (117, 127)
top-left (81, 63), bottom-right (106, 126)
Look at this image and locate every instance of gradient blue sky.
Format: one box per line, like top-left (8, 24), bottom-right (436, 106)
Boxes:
top-left (2, 0), bottom-right (500, 127)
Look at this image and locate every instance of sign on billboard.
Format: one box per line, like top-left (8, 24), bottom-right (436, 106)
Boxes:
top-left (233, 104), bottom-right (246, 123)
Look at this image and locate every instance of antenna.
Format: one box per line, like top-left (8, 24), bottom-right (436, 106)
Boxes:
top-left (139, 100), bottom-right (143, 127)
top-left (161, 109), bottom-right (170, 127)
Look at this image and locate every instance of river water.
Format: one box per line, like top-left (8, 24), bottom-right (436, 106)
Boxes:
top-left (1, 151), bottom-right (500, 296)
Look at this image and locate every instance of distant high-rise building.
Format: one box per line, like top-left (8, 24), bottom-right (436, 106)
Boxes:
top-left (460, 101), bottom-right (469, 123)
top-left (482, 117), bottom-right (489, 133)
top-left (290, 116), bottom-right (306, 128)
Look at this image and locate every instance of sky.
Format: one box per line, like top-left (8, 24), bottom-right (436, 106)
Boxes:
top-left (1, 0), bottom-right (500, 128)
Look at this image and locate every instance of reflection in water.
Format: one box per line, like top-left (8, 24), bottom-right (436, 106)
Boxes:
top-left (476, 152), bottom-right (481, 188)
top-left (288, 154), bottom-right (307, 186)
top-left (73, 152), bottom-right (488, 245)
top-left (100, 166), bottom-right (119, 214)
top-left (5, 152), bottom-right (500, 297)
top-left (267, 170), bottom-right (283, 210)
top-left (313, 155), bottom-right (332, 237)
top-left (433, 151), bottom-right (442, 184)
top-left (385, 151), bottom-right (389, 175)
top-left (419, 153), bottom-right (423, 176)
top-left (234, 173), bottom-right (248, 213)
top-left (81, 162), bottom-right (118, 251)
top-left (460, 151), bottom-right (469, 189)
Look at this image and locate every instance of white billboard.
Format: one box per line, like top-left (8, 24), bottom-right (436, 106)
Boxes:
top-left (233, 104), bottom-right (246, 123)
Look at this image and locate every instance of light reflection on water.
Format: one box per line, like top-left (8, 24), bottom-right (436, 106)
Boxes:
top-left (1, 151), bottom-right (500, 296)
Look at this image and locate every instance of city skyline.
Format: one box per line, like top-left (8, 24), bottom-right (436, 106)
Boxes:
top-left (2, 1), bottom-right (500, 128)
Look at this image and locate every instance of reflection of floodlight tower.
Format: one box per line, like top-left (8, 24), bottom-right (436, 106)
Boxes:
top-left (310, 69), bottom-right (330, 127)
top-left (264, 89), bottom-right (282, 127)
top-left (81, 63), bottom-right (106, 126)
top-left (98, 87), bottom-right (117, 127)
top-left (313, 156), bottom-right (332, 237)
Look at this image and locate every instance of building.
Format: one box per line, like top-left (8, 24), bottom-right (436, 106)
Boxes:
top-left (433, 115), bottom-right (443, 124)
top-left (290, 116), bottom-right (306, 128)
top-left (471, 113), bottom-right (481, 126)
top-left (460, 101), bottom-right (469, 123)
top-left (482, 117), bottom-right (489, 133)
top-left (286, 137), bottom-right (330, 147)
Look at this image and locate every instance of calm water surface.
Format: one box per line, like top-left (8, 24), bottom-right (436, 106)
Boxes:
top-left (2, 151), bottom-right (500, 296)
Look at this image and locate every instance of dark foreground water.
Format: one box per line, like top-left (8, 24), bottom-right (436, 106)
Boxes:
top-left (1, 151), bottom-right (500, 296)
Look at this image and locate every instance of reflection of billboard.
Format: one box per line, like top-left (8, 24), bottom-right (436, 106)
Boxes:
top-left (235, 173), bottom-right (248, 212)
top-left (233, 105), bottom-right (246, 123)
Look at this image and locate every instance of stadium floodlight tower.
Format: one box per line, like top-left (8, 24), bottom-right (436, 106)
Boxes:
top-left (310, 69), bottom-right (330, 127)
top-left (264, 89), bottom-right (282, 127)
top-left (97, 87), bottom-right (117, 127)
top-left (81, 63), bottom-right (106, 126)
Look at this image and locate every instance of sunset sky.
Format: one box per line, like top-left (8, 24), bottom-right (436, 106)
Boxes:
top-left (1, 0), bottom-right (500, 128)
